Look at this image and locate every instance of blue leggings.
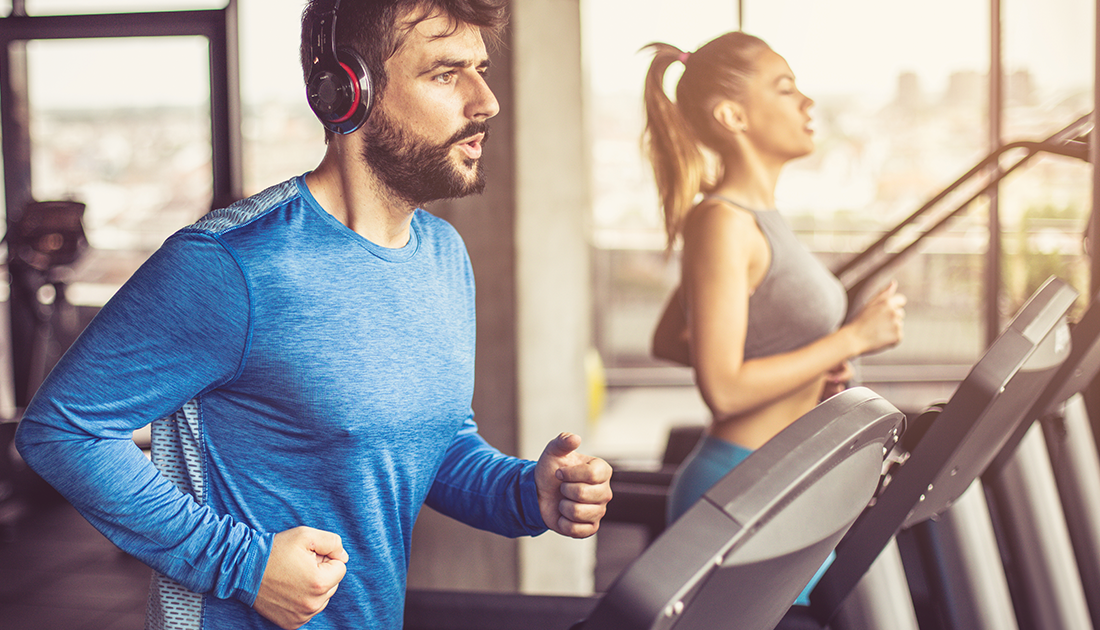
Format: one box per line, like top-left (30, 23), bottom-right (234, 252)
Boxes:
top-left (666, 434), bottom-right (833, 606)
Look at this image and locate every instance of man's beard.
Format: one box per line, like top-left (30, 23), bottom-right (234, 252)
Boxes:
top-left (361, 111), bottom-right (489, 207)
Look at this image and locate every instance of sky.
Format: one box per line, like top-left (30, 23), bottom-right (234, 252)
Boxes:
top-left (5, 0), bottom-right (1096, 111)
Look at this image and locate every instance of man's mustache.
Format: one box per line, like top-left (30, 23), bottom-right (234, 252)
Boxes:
top-left (446, 121), bottom-right (491, 146)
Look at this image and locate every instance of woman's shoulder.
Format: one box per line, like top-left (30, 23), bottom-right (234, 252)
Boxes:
top-left (682, 197), bottom-right (763, 247)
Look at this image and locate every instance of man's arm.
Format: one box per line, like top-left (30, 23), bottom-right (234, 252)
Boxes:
top-left (425, 419), bottom-right (612, 538)
top-left (424, 418), bottom-right (547, 537)
top-left (16, 233), bottom-right (272, 605)
top-left (254, 526), bottom-right (349, 630)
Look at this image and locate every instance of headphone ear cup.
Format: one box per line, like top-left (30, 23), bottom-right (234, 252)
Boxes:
top-left (306, 47), bottom-right (373, 135)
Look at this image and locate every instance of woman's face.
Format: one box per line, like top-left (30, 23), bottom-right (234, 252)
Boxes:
top-left (740, 49), bottom-right (815, 163)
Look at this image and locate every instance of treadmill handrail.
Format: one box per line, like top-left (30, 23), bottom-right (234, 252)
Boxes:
top-left (837, 112), bottom-right (1093, 304)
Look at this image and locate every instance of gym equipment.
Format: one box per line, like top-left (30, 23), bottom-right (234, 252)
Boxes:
top-left (406, 386), bottom-right (905, 630)
top-left (977, 288), bottom-right (1100, 629)
top-left (6, 200), bottom-right (88, 405)
top-left (809, 276), bottom-right (1077, 628)
top-left (407, 278), bottom-right (1079, 630)
top-left (576, 387), bottom-right (903, 630)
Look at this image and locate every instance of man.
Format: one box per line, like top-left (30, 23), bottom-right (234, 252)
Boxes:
top-left (15, 1), bottom-right (613, 629)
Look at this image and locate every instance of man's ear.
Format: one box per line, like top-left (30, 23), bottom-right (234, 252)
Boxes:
top-left (713, 99), bottom-right (748, 134)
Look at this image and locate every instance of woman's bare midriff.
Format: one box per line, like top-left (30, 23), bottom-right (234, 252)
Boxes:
top-left (706, 376), bottom-right (827, 450)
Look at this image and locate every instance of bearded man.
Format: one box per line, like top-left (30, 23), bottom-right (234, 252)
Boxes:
top-left (15, 2), bottom-right (612, 629)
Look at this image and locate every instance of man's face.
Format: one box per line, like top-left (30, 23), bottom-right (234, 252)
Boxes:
top-left (361, 13), bottom-right (499, 207)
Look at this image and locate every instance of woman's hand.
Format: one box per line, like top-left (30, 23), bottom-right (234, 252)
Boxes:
top-left (821, 360), bottom-right (853, 401)
top-left (847, 281), bottom-right (906, 356)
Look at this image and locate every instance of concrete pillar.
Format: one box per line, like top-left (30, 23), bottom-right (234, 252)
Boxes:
top-left (407, 3), bottom-right (521, 591)
top-left (407, 0), bottom-right (594, 596)
top-left (512, 0), bottom-right (595, 595)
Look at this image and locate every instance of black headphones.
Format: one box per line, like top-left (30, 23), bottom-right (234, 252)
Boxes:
top-left (305, 0), bottom-right (373, 134)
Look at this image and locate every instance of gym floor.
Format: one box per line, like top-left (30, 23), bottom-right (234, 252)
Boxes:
top-left (0, 387), bottom-right (695, 630)
top-left (0, 491), bottom-right (151, 630)
top-left (0, 489), bottom-right (645, 630)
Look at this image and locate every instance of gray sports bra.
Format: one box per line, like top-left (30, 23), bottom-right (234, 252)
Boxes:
top-left (711, 198), bottom-right (848, 361)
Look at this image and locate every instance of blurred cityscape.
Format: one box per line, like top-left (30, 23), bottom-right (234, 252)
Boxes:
top-left (22, 53), bottom-right (1095, 415)
top-left (0, 0), bottom-right (1091, 483)
top-left (27, 99), bottom-right (326, 306)
top-left (588, 67), bottom-right (1093, 386)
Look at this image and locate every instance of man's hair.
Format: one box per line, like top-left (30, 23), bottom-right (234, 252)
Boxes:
top-left (300, 0), bottom-right (508, 136)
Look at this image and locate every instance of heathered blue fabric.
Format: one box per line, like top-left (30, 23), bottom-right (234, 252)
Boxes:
top-left (16, 175), bottom-right (546, 630)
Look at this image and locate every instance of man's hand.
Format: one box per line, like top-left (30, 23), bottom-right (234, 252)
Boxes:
top-left (535, 432), bottom-right (613, 538)
top-left (253, 526), bottom-right (349, 630)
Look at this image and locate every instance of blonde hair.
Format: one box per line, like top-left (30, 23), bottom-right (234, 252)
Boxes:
top-left (642, 32), bottom-right (771, 249)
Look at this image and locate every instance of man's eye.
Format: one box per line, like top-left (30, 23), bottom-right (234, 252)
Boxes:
top-left (435, 71), bottom-right (456, 84)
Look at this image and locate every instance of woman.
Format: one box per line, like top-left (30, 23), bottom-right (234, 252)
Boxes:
top-left (643, 32), bottom-right (906, 603)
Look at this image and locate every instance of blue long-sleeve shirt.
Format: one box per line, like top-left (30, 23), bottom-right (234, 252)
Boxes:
top-left (16, 176), bottom-right (546, 629)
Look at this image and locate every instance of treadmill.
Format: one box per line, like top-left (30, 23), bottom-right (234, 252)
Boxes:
top-left (807, 276), bottom-right (1078, 628)
top-left (973, 287), bottom-right (1100, 629)
top-left (407, 386), bottom-right (906, 630)
top-left (406, 277), bottom-right (1076, 630)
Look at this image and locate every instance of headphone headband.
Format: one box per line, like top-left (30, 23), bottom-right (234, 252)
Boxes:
top-left (311, 0), bottom-right (339, 61)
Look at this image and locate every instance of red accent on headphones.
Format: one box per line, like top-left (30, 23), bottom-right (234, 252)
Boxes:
top-left (329, 61), bottom-right (361, 123)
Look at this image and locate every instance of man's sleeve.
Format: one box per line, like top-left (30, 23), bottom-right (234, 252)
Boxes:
top-left (424, 416), bottom-right (548, 538)
top-left (14, 230), bottom-right (273, 606)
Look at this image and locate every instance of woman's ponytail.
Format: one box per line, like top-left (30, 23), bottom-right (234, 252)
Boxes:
top-left (642, 33), bottom-right (771, 251)
top-left (642, 43), bottom-right (707, 251)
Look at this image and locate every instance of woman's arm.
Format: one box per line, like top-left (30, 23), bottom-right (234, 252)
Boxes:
top-left (652, 285), bottom-right (691, 366)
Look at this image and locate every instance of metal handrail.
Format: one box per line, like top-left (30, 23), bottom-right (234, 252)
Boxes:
top-left (838, 112), bottom-right (1093, 305)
